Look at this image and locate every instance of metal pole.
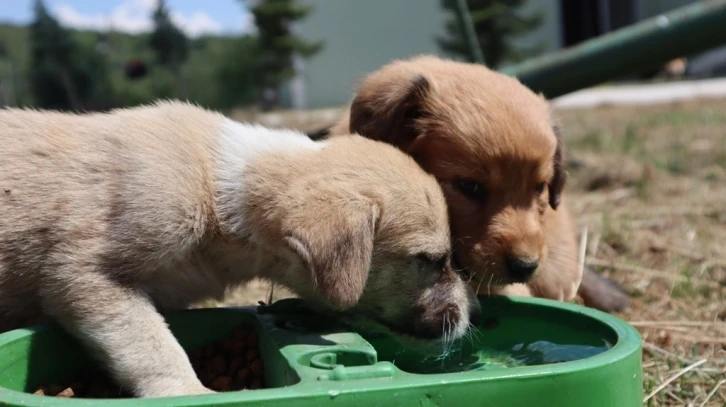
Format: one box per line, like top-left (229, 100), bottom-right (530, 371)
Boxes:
top-left (501, 0), bottom-right (726, 99)
top-left (454, 0), bottom-right (485, 65)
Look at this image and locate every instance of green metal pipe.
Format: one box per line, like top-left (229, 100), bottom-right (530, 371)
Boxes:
top-left (453, 0), bottom-right (485, 65)
top-left (501, 0), bottom-right (726, 99)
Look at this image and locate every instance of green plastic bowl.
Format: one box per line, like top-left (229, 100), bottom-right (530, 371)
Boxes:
top-left (0, 296), bottom-right (643, 407)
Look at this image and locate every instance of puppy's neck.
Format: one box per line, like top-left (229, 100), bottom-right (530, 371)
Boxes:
top-left (215, 118), bottom-right (323, 239)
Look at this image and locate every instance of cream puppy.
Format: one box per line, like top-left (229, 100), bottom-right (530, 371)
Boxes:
top-left (0, 101), bottom-right (479, 398)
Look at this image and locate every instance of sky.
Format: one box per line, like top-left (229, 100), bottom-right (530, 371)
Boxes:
top-left (0, 0), bottom-right (254, 37)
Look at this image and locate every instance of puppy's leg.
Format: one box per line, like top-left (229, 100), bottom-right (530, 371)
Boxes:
top-left (578, 266), bottom-right (630, 313)
top-left (527, 207), bottom-right (582, 303)
top-left (535, 207), bottom-right (629, 312)
top-left (41, 266), bottom-right (211, 398)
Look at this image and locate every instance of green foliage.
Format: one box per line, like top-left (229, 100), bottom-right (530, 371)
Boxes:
top-left (437, 0), bottom-right (544, 68)
top-left (2, 22), bottom-right (248, 110)
top-left (148, 0), bottom-right (188, 71)
top-left (246, 0), bottom-right (323, 108)
top-left (215, 36), bottom-right (261, 108)
top-left (4, 1), bottom-right (303, 111)
top-left (82, 35), bottom-right (115, 109)
top-left (28, 0), bottom-right (94, 110)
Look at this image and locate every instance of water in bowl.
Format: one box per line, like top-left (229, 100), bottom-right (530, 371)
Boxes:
top-left (342, 304), bottom-right (617, 375)
top-left (388, 339), bottom-right (612, 374)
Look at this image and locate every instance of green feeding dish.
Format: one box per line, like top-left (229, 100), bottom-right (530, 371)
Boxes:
top-left (0, 296), bottom-right (643, 407)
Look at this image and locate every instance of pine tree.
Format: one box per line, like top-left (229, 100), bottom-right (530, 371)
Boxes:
top-left (28, 0), bottom-right (83, 110)
top-left (148, 0), bottom-right (188, 97)
top-left (437, 0), bottom-right (544, 68)
top-left (28, 1), bottom-right (113, 111)
top-left (148, 0), bottom-right (188, 70)
top-left (245, 0), bottom-right (323, 109)
top-left (84, 32), bottom-right (115, 110)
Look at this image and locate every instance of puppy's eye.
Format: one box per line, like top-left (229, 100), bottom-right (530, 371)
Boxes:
top-left (456, 179), bottom-right (487, 201)
top-left (416, 253), bottom-right (448, 271)
top-left (535, 182), bottom-right (546, 195)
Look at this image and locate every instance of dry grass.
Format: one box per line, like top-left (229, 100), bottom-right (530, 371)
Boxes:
top-left (560, 99), bottom-right (726, 406)
top-left (216, 98), bottom-right (726, 406)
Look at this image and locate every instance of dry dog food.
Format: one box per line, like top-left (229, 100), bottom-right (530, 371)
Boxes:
top-left (191, 326), bottom-right (265, 392)
top-left (32, 369), bottom-right (130, 399)
top-left (32, 326), bottom-right (265, 398)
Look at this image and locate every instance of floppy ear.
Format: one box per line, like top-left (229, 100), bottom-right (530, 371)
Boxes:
top-left (348, 74), bottom-right (431, 152)
top-left (548, 120), bottom-right (567, 210)
top-left (283, 201), bottom-right (380, 310)
top-left (305, 126), bottom-right (331, 141)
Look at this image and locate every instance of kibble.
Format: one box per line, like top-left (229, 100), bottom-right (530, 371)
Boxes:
top-left (31, 325), bottom-right (265, 398)
top-left (31, 369), bottom-right (128, 398)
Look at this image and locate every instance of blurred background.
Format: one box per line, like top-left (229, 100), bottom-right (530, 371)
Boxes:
top-left (2, 1), bottom-right (726, 405)
top-left (1, 0), bottom-right (725, 115)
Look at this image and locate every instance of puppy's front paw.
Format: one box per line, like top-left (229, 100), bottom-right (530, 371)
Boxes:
top-left (526, 272), bottom-right (580, 303)
top-left (137, 381), bottom-right (215, 398)
top-left (185, 384), bottom-right (216, 396)
top-left (492, 283), bottom-right (533, 298)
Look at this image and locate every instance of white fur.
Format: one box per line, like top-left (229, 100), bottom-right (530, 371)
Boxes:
top-left (215, 119), bottom-right (323, 238)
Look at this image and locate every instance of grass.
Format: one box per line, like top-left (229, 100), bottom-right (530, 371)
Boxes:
top-left (560, 99), bottom-right (726, 406)
top-left (215, 98), bottom-right (726, 406)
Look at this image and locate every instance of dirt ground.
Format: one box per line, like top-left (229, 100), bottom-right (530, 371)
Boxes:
top-left (217, 98), bottom-right (726, 406)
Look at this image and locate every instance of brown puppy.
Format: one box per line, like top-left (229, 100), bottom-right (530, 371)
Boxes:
top-left (0, 101), bottom-right (479, 397)
top-left (311, 55), bottom-right (629, 312)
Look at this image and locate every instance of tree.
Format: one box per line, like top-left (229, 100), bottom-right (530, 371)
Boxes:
top-left (148, 0), bottom-right (188, 96)
top-left (437, 0), bottom-right (544, 69)
top-left (84, 32), bottom-right (115, 110)
top-left (245, 0), bottom-right (323, 110)
top-left (216, 36), bottom-right (262, 109)
top-left (149, 0), bottom-right (188, 69)
top-left (28, 0), bottom-right (108, 110)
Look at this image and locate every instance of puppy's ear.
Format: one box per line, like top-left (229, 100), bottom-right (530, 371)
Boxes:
top-left (284, 201), bottom-right (379, 310)
top-left (305, 126), bottom-right (331, 141)
top-left (348, 74), bottom-right (430, 152)
top-left (548, 120), bottom-right (567, 210)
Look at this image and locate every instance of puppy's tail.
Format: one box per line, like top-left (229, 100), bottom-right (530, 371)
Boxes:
top-left (578, 266), bottom-right (630, 313)
top-left (305, 126), bottom-right (332, 141)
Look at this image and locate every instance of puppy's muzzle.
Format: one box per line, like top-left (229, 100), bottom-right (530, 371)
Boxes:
top-left (410, 306), bottom-right (455, 340)
top-left (407, 304), bottom-right (480, 340)
top-left (505, 256), bottom-right (539, 282)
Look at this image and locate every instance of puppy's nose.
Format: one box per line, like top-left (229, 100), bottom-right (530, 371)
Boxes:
top-left (505, 256), bottom-right (539, 282)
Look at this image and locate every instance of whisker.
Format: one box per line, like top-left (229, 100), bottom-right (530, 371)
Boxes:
top-left (475, 275), bottom-right (484, 294)
top-left (441, 314), bottom-right (448, 356)
top-left (466, 322), bottom-right (482, 348)
top-left (471, 322), bottom-right (484, 343)
top-left (446, 315), bottom-right (456, 355)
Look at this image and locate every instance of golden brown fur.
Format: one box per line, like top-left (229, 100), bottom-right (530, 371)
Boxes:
top-left (316, 55), bottom-right (629, 312)
top-left (0, 101), bottom-right (479, 397)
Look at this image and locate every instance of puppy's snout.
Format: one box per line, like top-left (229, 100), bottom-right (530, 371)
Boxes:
top-left (413, 305), bottom-right (462, 340)
top-left (505, 256), bottom-right (539, 282)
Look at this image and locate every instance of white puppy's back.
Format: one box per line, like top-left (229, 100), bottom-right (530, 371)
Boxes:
top-left (0, 103), bottom-right (223, 326)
